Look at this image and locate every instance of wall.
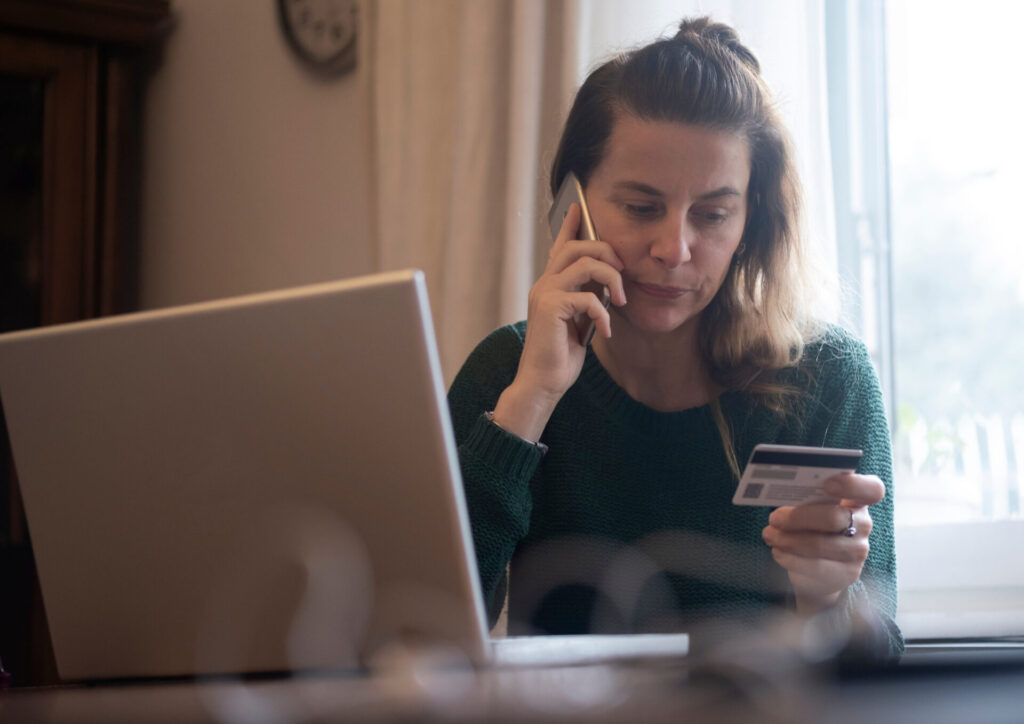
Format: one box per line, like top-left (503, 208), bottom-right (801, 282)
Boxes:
top-left (139, 0), bottom-right (374, 310)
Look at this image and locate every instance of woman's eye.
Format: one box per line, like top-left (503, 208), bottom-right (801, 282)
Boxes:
top-left (624, 203), bottom-right (659, 218)
top-left (693, 209), bottom-right (728, 224)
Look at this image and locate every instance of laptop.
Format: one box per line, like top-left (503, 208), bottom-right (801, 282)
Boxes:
top-left (0, 269), bottom-right (687, 681)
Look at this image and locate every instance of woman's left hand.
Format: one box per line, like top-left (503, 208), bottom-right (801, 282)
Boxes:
top-left (761, 473), bottom-right (885, 616)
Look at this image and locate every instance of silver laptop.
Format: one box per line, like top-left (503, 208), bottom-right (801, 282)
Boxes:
top-left (0, 269), bottom-right (686, 681)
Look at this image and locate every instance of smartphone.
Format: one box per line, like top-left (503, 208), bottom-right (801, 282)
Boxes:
top-left (547, 172), bottom-right (611, 346)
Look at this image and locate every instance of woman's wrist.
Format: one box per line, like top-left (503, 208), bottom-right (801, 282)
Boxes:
top-left (794, 589), bottom-right (843, 617)
top-left (483, 411), bottom-right (549, 455)
top-left (491, 379), bottom-right (561, 444)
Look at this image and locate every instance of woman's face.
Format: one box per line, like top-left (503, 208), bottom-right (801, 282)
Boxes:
top-left (584, 116), bottom-right (751, 337)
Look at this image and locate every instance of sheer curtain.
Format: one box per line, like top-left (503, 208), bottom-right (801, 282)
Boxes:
top-left (369, 0), bottom-right (580, 382)
top-left (368, 0), bottom-right (837, 381)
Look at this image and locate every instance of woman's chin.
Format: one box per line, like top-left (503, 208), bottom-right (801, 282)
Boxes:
top-left (612, 307), bottom-right (698, 336)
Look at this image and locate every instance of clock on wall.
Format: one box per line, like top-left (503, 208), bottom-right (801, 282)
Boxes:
top-left (277, 0), bottom-right (358, 77)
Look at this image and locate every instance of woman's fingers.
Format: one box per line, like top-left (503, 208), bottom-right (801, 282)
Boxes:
top-left (552, 202), bottom-right (596, 247)
top-left (767, 473), bottom-right (883, 533)
top-left (573, 292), bottom-right (614, 340)
top-left (762, 524), bottom-right (870, 564)
top-left (512, 202), bottom-right (624, 401)
top-left (548, 202), bottom-right (624, 267)
top-left (824, 473), bottom-right (885, 508)
top-left (762, 486), bottom-right (879, 610)
top-left (555, 256), bottom-right (627, 307)
top-left (546, 239), bottom-right (626, 307)
top-left (548, 238), bottom-right (624, 275)
top-left (531, 288), bottom-right (614, 339)
top-left (553, 201), bottom-right (583, 245)
top-left (768, 503), bottom-right (873, 536)
top-left (533, 250), bottom-right (626, 310)
top-left (542, 203), bottom-right (627, 309)
top-left (760, 476), bottom-right (883, 614)
top-left (529, 257), bottom-right (624, 312)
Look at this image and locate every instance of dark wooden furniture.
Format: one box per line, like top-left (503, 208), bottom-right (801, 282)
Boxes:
top-left (0, 0), bottom-right (172, 686)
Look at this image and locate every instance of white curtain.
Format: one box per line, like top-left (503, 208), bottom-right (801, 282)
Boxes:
top-left (369, 0), bottom-right (580, 382)
top-left (369, 0), bottom-right (838, 381)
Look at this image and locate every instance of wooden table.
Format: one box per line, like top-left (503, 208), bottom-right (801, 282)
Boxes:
top-left (3, 647), bottom-right (1024, 724)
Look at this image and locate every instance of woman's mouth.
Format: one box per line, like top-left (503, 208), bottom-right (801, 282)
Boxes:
top-left (632, 282), bottom-right (692, 299)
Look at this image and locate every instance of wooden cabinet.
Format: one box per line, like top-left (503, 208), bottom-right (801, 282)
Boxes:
top-left (0, 0), bottom-right (171, 686)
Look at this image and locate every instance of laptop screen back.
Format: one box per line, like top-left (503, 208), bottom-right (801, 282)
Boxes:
top-left (0, 269), bottom-right (489, 680)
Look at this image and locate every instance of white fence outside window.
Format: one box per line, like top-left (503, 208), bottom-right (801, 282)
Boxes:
top-left (896, 413), bottom-right (1024, 525)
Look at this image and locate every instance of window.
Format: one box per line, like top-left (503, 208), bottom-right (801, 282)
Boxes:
top-left (887, 1), bottom-right (1024, 527)
top-left (830, 0), bottom-right (1024, 638)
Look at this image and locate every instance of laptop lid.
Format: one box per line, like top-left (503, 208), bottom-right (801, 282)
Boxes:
top-left (0, 269), bottom-right (491, 680)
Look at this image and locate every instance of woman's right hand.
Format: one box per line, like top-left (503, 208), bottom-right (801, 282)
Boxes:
top-left (489, 203), bottom-right (627, 442)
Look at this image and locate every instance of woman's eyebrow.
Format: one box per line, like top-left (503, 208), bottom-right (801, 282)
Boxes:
top-left (613, 181), bottom-right (664, 196)
top-left (696, 186), bottom-right (743, 200)
top-left (612, 181), bottom-right (743, 200)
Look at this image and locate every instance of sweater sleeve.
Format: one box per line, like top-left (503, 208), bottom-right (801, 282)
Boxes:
top-left (807, 328), bottom-right (905, 661)
top-left (447, 324), bottom-right (543, 625)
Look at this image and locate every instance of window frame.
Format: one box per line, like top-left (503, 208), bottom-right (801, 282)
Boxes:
top-left (828, 0), bottom-right (1024, 640)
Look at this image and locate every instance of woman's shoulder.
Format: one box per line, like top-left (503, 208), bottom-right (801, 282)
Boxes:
top-left (785, 322), bottom-right (879, 406)
top-left (450, 321), bottom-right (527, 391)
top-left (765, 323), bottom-right (873, 398)
top-left (469, 321), bottom-right (527, 360)
top-left (799, 322), bottom-right (872, 373)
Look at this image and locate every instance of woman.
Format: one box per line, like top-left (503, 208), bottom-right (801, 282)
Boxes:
top-left (447, 17), bottom-right (902, 659)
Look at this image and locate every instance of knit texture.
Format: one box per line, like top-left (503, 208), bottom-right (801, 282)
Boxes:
top-left (447, 322), bottom-right (903, 659)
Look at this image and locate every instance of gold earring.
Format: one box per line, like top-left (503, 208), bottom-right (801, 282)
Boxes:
top-left (732, 243), bottom-right (747, 267)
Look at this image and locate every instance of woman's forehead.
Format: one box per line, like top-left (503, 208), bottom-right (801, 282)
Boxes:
top-left (594, 116), bottom-right (751, 195)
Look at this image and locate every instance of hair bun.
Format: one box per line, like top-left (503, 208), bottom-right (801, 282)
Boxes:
top-left (674, 16), bottom-right (761, 74)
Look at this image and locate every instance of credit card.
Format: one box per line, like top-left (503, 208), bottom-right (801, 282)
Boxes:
top-left (732, 443), bottom-right (862, 507)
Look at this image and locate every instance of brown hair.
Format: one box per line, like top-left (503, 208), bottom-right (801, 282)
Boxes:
top-left (551, 17), bottom-right (821, 475)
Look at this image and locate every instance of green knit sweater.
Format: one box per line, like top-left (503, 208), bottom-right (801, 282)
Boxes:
top-left (448, 321), bottom-right (902, 658)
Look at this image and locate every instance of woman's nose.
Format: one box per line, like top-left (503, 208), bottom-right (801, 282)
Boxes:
top-left (650, 214), bottom-right (693, 268)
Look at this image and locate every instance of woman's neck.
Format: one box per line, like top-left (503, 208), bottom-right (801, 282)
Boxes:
top-left (591, 318), bottom-right (720, 412)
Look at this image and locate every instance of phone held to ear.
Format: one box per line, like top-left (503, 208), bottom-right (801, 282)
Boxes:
top-left (547, 172), bottom-right (612, 346)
